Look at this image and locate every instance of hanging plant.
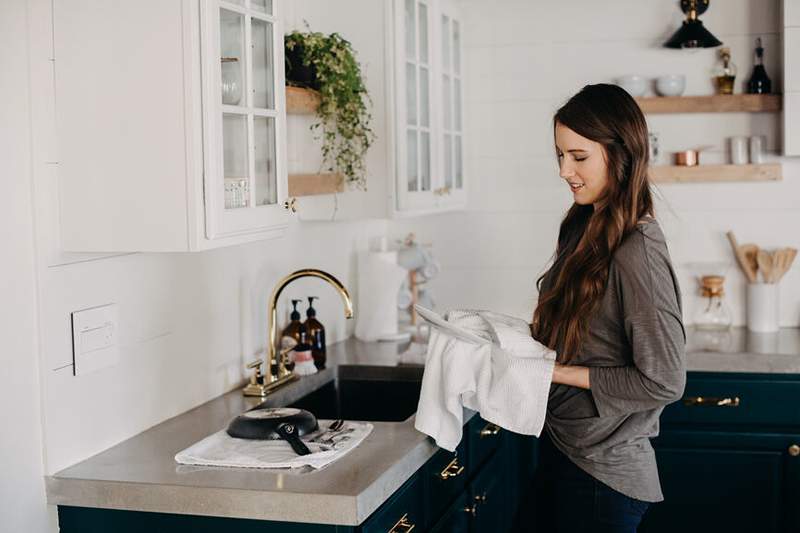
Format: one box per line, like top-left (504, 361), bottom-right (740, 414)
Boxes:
top-left (285, 28), bottom-right (375, 190)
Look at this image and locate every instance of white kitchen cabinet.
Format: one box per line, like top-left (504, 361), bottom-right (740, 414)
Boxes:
top-left (54, 0), bottom-right (290, 252)
top-left (390, 0), bottom-right (467, 215)
top-left (783, 0), bottom-right (800, 156)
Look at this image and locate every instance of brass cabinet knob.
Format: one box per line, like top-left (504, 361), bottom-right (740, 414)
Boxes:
top-left (789, 444), bottom-right (800, 457)
top-left (388, 513), bottom-right (415, 532)
top-left (480, 423), bottom-right (501, 437)
top-left (463, 503), bottom-right (477, 517)
top-left (439, 456), bottom-right (465, 480)
top-left (283, 197), bottom-right (298, 213)
top-left (683, 396), bottom-right (740, 407)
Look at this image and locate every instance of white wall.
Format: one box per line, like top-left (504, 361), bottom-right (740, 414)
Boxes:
top-left (0, 0), bottom-right (51, 531)
top-left (393, 0), bottom-right (800, 328)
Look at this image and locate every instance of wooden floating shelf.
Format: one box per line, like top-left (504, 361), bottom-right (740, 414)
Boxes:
top-left (650, 163), bottom-right (782, 183)
top-left (286, 86), bottom-right (321, 114)
top-left (288, 173), bottom-right (344, 196)
top-left (635, 94), bottom-right (782, 114)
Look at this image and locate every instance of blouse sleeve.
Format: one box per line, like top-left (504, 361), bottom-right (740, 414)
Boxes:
top-left (588, 233), bottom-right (687, 418)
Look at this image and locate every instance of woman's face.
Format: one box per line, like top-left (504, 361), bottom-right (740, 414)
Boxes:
top-left (555, 122), bottom-right (609, 206)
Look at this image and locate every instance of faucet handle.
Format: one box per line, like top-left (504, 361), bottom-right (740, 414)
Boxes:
top-left (246, 359), bottom-right (264, 385)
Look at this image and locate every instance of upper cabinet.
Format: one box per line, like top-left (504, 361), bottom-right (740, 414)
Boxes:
top-left (54, 0), bottom-right (290, 252)
top-left (391, 0), bottom-right (467, 215)
top-left (784, 0), bottom-right (800, 156)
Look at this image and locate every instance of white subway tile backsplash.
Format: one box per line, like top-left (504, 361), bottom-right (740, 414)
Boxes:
top-left (401, 0), bottom-right (799, 331)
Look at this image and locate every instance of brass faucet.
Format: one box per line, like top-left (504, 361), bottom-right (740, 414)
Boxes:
top-left (243, 269), bottom-right (354, 397)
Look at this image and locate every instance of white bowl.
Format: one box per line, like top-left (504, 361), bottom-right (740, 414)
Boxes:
top-left (655, 74), bottom-right (686, 97)
top-left (615, 75), bottom-right (647, 97)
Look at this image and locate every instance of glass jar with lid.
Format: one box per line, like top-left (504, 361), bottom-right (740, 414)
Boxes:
top-left (694, 275), bottom-right (733, 330)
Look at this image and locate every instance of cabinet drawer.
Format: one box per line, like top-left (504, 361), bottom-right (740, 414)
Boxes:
top-left (424, 440), bottom-right (468, 528)
top-left (362, 473), bottom-right (424, 533)
top-left (430, 491), bottom-right (470, 533)
top-left (662, 374), bottom-right (800, 429)
top-left (467, 415), bottom-right (504, 472)
top-left (468, 450), bottom-right (507, 533)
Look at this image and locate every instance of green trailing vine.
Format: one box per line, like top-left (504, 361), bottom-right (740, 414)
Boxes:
top-left (285, 29), bottom-right (375, 190)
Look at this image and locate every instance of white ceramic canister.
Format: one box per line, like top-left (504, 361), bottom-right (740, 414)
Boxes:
top-left (729, 136), bottom-right (749, 165)
top-left (746, 283), bottom-right (780, 333)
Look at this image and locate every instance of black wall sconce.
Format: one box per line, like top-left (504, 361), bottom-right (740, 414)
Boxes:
top-left (664, 0), bottom-right (723, 49)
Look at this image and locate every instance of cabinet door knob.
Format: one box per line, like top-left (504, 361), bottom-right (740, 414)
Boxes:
top-left (439, 456), bottom-right (465, 480)
top-left (789, 444), bottom-right (800, 457)
top-left (387, 513), bottom-right (415, 532)
top-left (283, 197), bottom-right (298, 213)
top-left (463, 503), bottom-right (477, 517)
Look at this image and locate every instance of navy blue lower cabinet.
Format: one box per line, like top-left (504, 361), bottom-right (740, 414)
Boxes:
top-left (430, 491), bottom-right (471, 533)
top-left (640, 431), bottom-right (800, 533)
top-left (57, 506), bottom-right (353, 532)
top-left (468, 450), bottom-right (507, 532)
top-left (361, 472), bottom-right (424, 533)
top-left (423, 440), bottom-right (469, 528)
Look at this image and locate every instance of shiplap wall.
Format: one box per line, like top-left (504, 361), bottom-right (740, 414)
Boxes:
top-left (392, 0), bottom-right (800, 328)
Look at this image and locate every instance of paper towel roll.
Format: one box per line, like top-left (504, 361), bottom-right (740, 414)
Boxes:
top-left (355, 251), bottom-right (409, 342)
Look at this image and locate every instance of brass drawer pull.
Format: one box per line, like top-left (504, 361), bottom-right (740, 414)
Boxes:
top-left (683, 396), bottom-right (740, 407)
top-left (463, 503), bottom-right (477, 517)
top-left (474, 492), bottom-right (487, 505)
top-left (439, 457), bottom-right (465, 480)
top-left (388, 513), bottom-right (415, 532)
top-left (480, 423), bottom-right (501, 438)
top-left (789, 444), bottom-right (800, 457)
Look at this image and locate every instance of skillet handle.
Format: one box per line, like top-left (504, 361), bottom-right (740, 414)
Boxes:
top-left (276, 423), bottom-right (312, 455)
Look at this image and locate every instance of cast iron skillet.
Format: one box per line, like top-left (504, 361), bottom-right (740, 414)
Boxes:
top-left (226, 407), bottom-right (319, 455)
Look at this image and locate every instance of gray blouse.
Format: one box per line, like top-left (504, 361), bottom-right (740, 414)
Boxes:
top-left (542, 218), bottom-right (687, 502)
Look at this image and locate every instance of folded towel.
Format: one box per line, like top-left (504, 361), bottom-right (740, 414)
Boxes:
top-left (414, 306), bottom-right (555, 451)
top-left (175, 420), bottom-right (373, 470)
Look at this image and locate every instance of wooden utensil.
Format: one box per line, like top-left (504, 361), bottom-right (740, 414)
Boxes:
top-left (757, 249), bottom-right (774, 283)
top-left (772, 247), bottom-right (798, 283)
top-left (740, 243), bottom-right (759, 279)
top-left (726, 231), bottom-right (757, 283)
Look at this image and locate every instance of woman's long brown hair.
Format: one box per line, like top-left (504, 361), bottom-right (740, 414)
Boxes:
top-left (532, 84), bottom-right (653, 362)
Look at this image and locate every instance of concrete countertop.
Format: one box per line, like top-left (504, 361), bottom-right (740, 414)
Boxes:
top-left (45, 328), bottom-right (800, 526)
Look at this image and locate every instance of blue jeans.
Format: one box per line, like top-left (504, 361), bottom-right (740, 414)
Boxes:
top-left (515, 433), bottom-right (650, 533)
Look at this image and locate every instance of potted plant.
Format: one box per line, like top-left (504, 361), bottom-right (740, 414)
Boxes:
top-left (285, 29), bottom-right (375, 190)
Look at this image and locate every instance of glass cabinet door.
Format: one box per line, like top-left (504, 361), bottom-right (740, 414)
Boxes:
top-left (394, 0), bottom-right (465, 214)
top-left (395, 0), bottom-right (437, 212)
top-left (202, 0), bottom-right (288, 239)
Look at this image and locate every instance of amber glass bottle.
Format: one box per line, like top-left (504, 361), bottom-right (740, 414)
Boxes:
top-left (304, 296), bottom-right (326, 369)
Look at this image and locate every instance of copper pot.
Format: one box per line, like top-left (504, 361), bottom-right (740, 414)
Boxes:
top-left (674, 150), bottom-right (699, 166)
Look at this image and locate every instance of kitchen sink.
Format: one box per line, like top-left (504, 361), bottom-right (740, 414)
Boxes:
top-left (286, 364), bottom-right (423, 422)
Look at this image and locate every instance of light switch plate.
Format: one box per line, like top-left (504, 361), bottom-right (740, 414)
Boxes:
top-left (71, 303), bottom-right (119, 376)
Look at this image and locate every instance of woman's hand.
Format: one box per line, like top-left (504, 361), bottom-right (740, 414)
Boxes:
top-left (552, 362), bottom-right (591, 390)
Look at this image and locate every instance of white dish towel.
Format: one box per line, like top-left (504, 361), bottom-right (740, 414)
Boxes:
top-left (175, 420), bottom-right (373, 470)
top-left (414, 307), bottom-right (556, 452)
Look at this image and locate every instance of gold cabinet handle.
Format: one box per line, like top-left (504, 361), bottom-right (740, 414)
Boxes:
top-left (683, 396), bottom-right (740, 407)
top-left (439, 456), bottom-right (465, 480)
top-left (463, 504), bottom-right (477, 517)
top-left (283, 197), bottom-right (298, 213)
top-left (480, 423), bottom-right (501, 438)
top-left (387, 513), bottom-right (415, 532)
top-left (474, 492), bottom-right (487, 505)
top-left (789, 444), bottom-right (800, 457)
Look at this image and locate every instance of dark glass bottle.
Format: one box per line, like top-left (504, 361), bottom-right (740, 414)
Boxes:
top-left (747, 37), bottom-right (772, 94)
top-left (304, 296), bottom-right (326, 369)
top-left (280, 299), bottom-right (303, 371)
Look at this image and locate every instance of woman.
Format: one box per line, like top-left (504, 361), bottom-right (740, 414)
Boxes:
top-left (526, 84), bottom-right (687, 532)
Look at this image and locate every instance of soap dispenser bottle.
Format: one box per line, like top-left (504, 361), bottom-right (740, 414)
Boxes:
top-left (304, 296), bottom-right (326, 369)
top-left (281, 299), bottom-right (304, 343)
top-left (279, 299), bottom-right (303, 372)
